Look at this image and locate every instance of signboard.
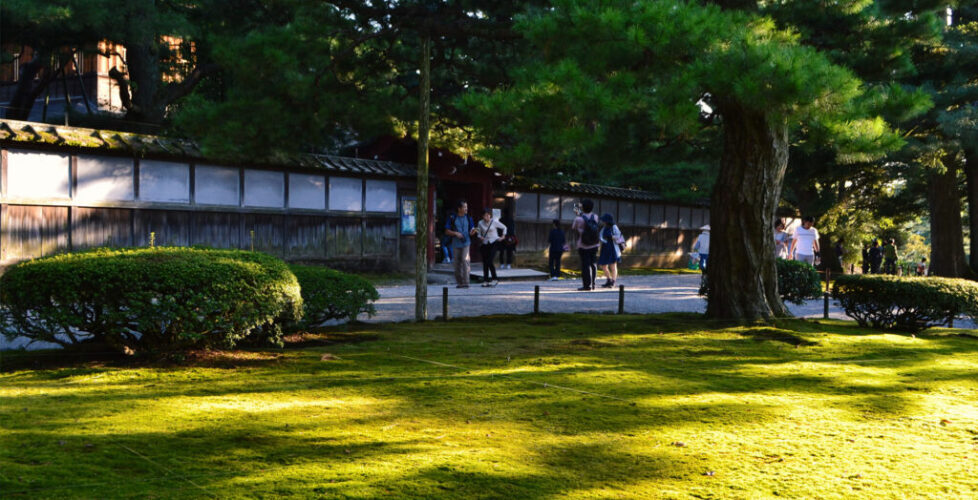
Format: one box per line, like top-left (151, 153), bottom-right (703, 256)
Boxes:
top-left (401, 196), bottom-right (417, 235)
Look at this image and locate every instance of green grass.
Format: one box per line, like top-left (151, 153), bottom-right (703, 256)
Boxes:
top-left (354, 271), bottom-right (414, 287)
top-left (3, 315), bottom-right (978, 499)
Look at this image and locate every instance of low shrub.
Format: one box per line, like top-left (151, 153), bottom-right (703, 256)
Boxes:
top-left (699, 259), bottom-right (822, 305)
top-left (0, 247), bottom-right (302, 353)
top-left (777, 258), bottom-right (824, 305)
top-left (290, 265), bottom-right (379, 327)
top-left (832, 275), bottom-right (978, 332)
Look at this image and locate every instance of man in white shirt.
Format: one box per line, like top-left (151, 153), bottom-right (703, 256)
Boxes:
top-left (790, 216), bottom-right (820, 266)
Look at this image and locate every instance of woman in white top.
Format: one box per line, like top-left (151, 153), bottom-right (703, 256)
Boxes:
top-left (475, 208), bottom-right (507, 287)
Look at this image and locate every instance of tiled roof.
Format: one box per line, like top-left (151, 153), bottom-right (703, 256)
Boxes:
top-left (511, 178), bottom-right (708, 206)
top-left (0, 119), bottom-right (416, 178)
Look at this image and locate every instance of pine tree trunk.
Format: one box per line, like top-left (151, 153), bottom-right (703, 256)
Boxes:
top-left (965, 150), bottom-right (978, 272)
top-left (706, 99), bottom-right (790, 320)
top-left (123, 0), bottom-right (163, 124)
top-left (928, 158), bottom-right (974, 278)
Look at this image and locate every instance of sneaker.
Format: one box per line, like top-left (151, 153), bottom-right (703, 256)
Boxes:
top-left (481, 282), bottom-right (491, 287)
top-left (550, 277), bottom-right (558, 281)
top-left (492, 280), bottom-right (499, 287)
top-left (577, 286), bottom-right (591, 291)
top-left (601, 280), bottom-right (613, 288)
top-left (456, 284), bottom-right (469, 289)
top-left (445, 259), bottom-right (452, 263)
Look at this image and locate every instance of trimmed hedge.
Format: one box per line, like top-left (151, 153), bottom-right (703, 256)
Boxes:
top-left (832, 275), bottom-right (978, 332)
top-left (290, 265), bottom-right (379, 327)
top-left (777, 259), bottom-right (823, 305)
top-left (0, 247), bottom-right (302, 352)
top-left (699, 259), bottom-right (823, 305)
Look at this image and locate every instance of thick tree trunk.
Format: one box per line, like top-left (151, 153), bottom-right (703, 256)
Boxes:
top-left (965, 150), bottom-right (978, 272)
top-left (706, 99), bottom-right (790, 320)
top-left (5, 53), bottom-right (57, 121)
top-left (928, 158), bottom-right (974, 278)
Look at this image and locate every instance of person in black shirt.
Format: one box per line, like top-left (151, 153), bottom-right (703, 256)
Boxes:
top-left (547, 219), bottom-right (566, 281)
top-left (499, 209), bottom-right (516, 269)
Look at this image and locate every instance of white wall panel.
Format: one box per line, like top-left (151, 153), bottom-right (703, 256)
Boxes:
top-left (515, 192), bottom-right (538, 218)
top-left (329, 177), bottom-right (362, 211)
top-left (539, 194), bottom-right (560, 220)
top-left (195, 165), bottom-right (240, 206)
top-left (364, 179), bottom-right (397, 212)
top-left (244, 169), bottom-right (284, 208)
top-left (139, 160), bottom-right (190, 203)
top-left (560, 197), bottom-right (578, 220)
top-left (289, 173), bottom-right (326, 210)
top-left (635, 203), bottom-right (650, 226)
top-left (75, 155), bottom-right (134, 202)
top-left (7, 149), bottom-right (70, 199)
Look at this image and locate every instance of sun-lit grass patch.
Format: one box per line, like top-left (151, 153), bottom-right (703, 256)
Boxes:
top-left (2, 314), bottom-right (978, 498)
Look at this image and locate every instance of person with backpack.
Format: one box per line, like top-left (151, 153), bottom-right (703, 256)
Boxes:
top-left (475, 208), bottom-right (507, 287)
top-left (572, 198), bottom-right (600, 291)
top-left (693, 226), bottom-right (710, 272)
top-left (444, 200), bottom-right (476, 288)
top-left (598, 213), bottom-right (623, 288)
top-left (868, 239), bottom-right (883, 274)
top-left (547, 219), bottom-right (567, 281)
top-left (498, 209), bottom-right (517, 269)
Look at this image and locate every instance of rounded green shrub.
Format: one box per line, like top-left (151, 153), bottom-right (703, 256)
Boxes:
top-left (0, 247), bottom-right (302, 352)
top-left (699, 259), bottom-right (823, 305)
top-left (776, 258), bottom-right (823, 305)
top-left (290, 265), bottom-right (379, 327)
top-left (832, 275), bottom-right (978, 332)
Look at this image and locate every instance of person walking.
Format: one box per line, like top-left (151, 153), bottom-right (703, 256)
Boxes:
top-left (572, 199), bottom-right (600, 291)
top-left (445, 200), bottom-right (475, 288)
top-left (499, 209), bottom-right (516, 269)
top-left (916, 257), bottom-right (928, 276)
top-left (598, 213), bottom-right (622, 287)
top-left (475, 208), bottom-right (506, 287)
top-left (868, 239), bottom-right (883, 274)
top-left (693, 225), bottom-right (710, 271)
top-left (835, 238), bottom-right (845, 271)
top-left (861, 243), bottom-right (870, 274)
top-left (547, 219), bottom-right (566, 281)
top-left (789, 216), bottom-right (820, 265)
top-left (774, 219), bottom-right (789, 259)
top-left (882, 238), bottom-right (899, 274)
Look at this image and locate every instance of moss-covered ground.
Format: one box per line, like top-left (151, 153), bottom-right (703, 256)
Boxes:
top-left (2, 314), bottom-right (978, 499)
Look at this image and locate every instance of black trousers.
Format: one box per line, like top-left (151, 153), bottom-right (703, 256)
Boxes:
top-left (579, 247), bottom-right (598, 288)
top-left (499, 244), bottom-right (515, 265)
top-left (883, 258), bottom-right (897, 275)
top-left (549, 251), bottom-right (564, 278)
top-left (481, 242), bottom-right (499, 281)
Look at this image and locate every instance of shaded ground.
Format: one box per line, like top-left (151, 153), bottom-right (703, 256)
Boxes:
top-left (3, 315), bottom-right (978, 499)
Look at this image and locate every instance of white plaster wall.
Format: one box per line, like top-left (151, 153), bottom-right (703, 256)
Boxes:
top-left (329, 177), bottom-right (362, 211)
top-left (539, 194), bottom-right (560, 220)
top-left (196, 165), bottom-right (240, 206)
top-left (289, 173), bottom-right (326, 210)
top-left (139, 160), bottom-right (190, 203)
top-left (76, 155), bottom-right (134, 202)
top-left (560, 197), bottom-right (578, 220)
top-left (620, 201), bottom-right (635, 224)
top-left (364, 180), bottom-right (397, 212)
top-left (7, 149), bottom-right (70, 199)
top-left (515, 192), bottom-right (538, 218)
top-left (635, 203), bottom-right (650, 226)
top-left (243, 169), bottom-right (284, 208)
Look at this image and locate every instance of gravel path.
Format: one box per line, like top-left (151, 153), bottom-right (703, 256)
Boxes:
top-left (369, 274), bottom-right (978, 329)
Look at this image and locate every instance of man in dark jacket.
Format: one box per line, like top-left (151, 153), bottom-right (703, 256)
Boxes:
top-left (547, 219), bottom-right (566, 280)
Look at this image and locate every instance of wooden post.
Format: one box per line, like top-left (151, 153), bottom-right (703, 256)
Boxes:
top-left (534, 285), bottom-right (540, 314)
top-left (414, 34), bottom-right (431, 322)
top-left (442, 287), bottom-right (449, 321)
top-left (823, 292), bottom-right (830, 320)
top-left (618, 285), bottom-right (625, 314)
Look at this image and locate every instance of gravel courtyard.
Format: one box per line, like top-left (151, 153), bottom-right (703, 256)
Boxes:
top-left (369, 274), bottom-right (978, 328)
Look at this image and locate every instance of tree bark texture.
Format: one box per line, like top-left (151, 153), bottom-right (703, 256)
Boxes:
top-left (415, 35), bottom-right (431, 322)
top-left (706, 99), bottom-right (790, 320)
top-left (928, 158), bottom-right (974, 278)
top-left (122, 0), bottom-right (163, 124)
top-left (965, 150), bottom-right (978, 272)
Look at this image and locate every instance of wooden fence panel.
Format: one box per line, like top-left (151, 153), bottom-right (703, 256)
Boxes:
top-left (193, 212), bottom-right (240, 249)
top-left (1, 204), bottom-right (69, 263)
top-left (328, 218), bottom-right (362, 257)
top-left (133, 209), bottom-right (192, 247)
top-left (286, 215), bottom-right (328, 259)
top-left (364, 220), bottom-right (397, 256)
top-left (72, 207), bottom-right (132, 250)
top-left (244, 214), bottom-right (286, 257)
